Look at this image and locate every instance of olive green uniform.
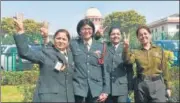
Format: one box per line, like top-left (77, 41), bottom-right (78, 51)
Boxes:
top-left (123, 45), bottom-right (170, 103)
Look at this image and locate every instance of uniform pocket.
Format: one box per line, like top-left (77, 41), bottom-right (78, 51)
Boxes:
top-left (152, 53), bottom-right (162, 69)
top-left (152, 52), bottom-right (162, 62)
top-left (74, 51), bottom-right (83, 56)
top-left (88, 53), bottom-right (101, 66)
top-left (39, 93), bottom-right (58, 102)
top-left (91, 53), bottom-right (101, 59)
top-left (91, 77), bottom-right (103, 87)
top-left (73, 51), bottom-right (84, 63)
top-left (38, 77), bottom-right (61, 94)
top-left (155, 79), bottom-right (165, 91)
top-left (119, 77), bottom-right (128, 84)
top-left (91, 77), bottom-right (102, 82)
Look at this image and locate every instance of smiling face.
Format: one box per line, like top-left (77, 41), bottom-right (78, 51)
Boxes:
top-left (54, 31), bottom-right (69, 51)
top-left (137, 28), bottom-right (152, 45)
top-left (80, 24), bottom-right (93, 41)
top-left (110, 28), bottom-right (121, 45)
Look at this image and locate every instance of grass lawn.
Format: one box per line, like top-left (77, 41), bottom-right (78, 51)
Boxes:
top-left (1, 85), bottom-right (24, 102)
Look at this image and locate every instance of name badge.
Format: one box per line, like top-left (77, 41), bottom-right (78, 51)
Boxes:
top-left (54, 62), bottom-right (63, 71)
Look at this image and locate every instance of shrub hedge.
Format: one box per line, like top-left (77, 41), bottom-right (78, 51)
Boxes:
top-left (1, 66), bottom-right (179, 102)
top-left (1, 71), bottom-right (39, 85)
top-left (17, 85), bottom-right (36, 102)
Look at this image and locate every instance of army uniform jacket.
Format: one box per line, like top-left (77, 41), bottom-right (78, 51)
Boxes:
top-left (14, 34), bottom-right (75, 102)
top-left (106, 43), bottom-right (131, 96)
top-left (70, 38), bottom-right (110, 97)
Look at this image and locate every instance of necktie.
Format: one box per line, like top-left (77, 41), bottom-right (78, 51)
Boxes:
top-left (113, 46), bottom-right (116, 51)
top-left (63, 52), bottom-right (68, 61)
top-left (111, 45), bottom-right (116, 54)
top-left (85, 43), bottom-right (89, 51)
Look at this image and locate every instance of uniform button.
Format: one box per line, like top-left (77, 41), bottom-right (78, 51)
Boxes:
top-left (87, 63), bottom-right (89, 65)
top-left (112, 77), bottom-right (114, 79)
top-left (113, 62), bottom-right (115, 64)
top-left (67, 73), bottom-right (69, 75)
top-left (88, 70), bottom-right (90, 73)
top-left (87, 55), bottom-right (90, 57)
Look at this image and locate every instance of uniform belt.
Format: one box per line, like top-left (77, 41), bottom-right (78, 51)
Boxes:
top-left (138, 74), bottom-right (161, 81)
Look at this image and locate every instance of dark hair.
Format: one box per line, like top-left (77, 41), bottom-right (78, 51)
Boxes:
top-left (76, 19), bottom-right (95, 36)
top-left (136, 25), bottom-right (151, 37)
top-left (54, 29), bottom-right (71, 41)
top-left (108, 26), bottom-right (121, 36)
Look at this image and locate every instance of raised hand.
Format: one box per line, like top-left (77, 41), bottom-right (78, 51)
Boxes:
top-left (96, 26), bottom-right (108, 36)
top-left (13, 13), bottom-right (24, 34)
top-left (123, 32), bottom-right (130, 51)
top-left (40, 21), bottom-right (49, 38)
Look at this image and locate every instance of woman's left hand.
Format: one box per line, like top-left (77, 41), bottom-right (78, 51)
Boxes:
top-left (123, 32), bottom-right (130, 51)
top-left (166, 89), bottom-right (172, 97)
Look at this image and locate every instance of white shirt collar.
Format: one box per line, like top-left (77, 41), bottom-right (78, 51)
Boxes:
top-left (83, 38), bottom-right (93, 47)
top-left (60, 49), bottom-right (67, 56)
top-left (113, 43), bottom-right (120, 50)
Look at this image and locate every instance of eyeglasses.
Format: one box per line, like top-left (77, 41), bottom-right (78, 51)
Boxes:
top-left (81, 27), bottom-right (92, 31)
top-left (110, 33), bottom-right (121, 35)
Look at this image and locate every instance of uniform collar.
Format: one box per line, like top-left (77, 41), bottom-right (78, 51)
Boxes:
top-left (83, 38), bottom-right (93, 46)
top-left (113, 43), bottom-right (120, 50)
top-left (53, 45), bottom-right (68, 54)
top-left (60, 49), bottom-right (67, 56)
top-left (140, 43), bottom-right (157, 50)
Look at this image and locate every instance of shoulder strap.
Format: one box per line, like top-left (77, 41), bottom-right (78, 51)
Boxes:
top-left (98, 42), bottom-right (106, 64)
top-left (101, 42), bottom-right (107, 59)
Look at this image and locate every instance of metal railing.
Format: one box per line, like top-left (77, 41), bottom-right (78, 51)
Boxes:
top-left (1, 52), bottom-right (33, 71)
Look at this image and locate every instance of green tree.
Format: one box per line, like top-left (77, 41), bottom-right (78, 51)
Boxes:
top-left (103, 10), bottom-right (146, 33)
top-left (103, 10), bottom-right (146, 48)
top-left (1, 17), bottom-right (16, 35)
top-left (172, 31), bottom-right (179, 40)
top-left (1, 35), bottom-right (15, 45)
top-left (1, 17), bottom-right (42, 35)
top-left (128, 27), bottom-right (141, 49)
top-left (1, 17), bottom-right (43, 44)
top-left (23, 19), bottom-right (41, 34)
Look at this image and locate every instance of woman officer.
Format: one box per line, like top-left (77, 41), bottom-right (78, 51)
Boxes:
top-left (70, 19), bottom-right (110, 103)
top-left (13, 13), bottom-right (75, 102)
top-left (123, 25), bottom-right (171, 103)
top-left (105, 27), bottom-right (133, 103)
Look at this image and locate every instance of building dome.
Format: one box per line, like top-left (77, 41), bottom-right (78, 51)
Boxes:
top-left (85, 7), bottom-right (102, 18)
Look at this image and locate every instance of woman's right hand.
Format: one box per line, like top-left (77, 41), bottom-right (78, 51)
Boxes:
top-left (13, 13), bottom-right (24, 34)
top-left (123, 32), bottom-right (130, 51)
top-left (96, 26), bottom-right (108, 37)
